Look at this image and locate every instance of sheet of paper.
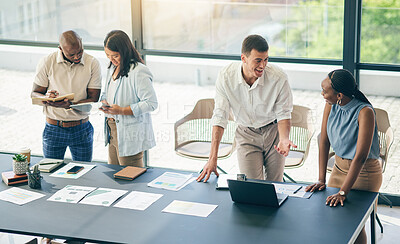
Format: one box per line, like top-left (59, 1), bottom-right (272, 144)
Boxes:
top-left (147, 172), bottom-right (194, 191)
top-left (114, 191), bottom-right (163, 210)
top-left (216, 174), bottom-right (237, 189)
top-left (79, 187), bottom-right (128, 207)
top-left (272, 183), bottom-right (302, 195)
top-left (0, 187), bottom-right (45, 205)
top-left (47, 185), bottom-right (96, 203)
top-left (50, 162), bottom-right (96, 179)
top-left (162, 200), bottom-right (218, 218)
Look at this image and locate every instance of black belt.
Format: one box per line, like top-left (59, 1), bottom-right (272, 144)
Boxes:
top-left (248, 120), bottom-right (277, 130)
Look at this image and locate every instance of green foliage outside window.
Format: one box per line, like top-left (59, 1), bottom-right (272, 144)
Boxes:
top-left (361, 0), bottom-right (400, 64)
top-left (272, 0), bottom-right (344, 59)
top-left (273, 0), bottom-right (400, 64)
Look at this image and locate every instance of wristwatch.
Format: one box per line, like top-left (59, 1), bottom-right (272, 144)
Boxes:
top-left (339, 190), bottom-right (346, 196)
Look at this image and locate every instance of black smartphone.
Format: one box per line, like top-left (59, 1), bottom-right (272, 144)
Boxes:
top-left (67, 166), bottom-right (84, 174)
top-left (102, 103), bottom-right (111, 108)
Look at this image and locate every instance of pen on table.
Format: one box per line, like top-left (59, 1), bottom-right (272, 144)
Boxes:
top-left (39, 162), bottom-right (59, 165)
top-left (293, 186), bottom-right (303, 194)
top-left (198, 169), bottom-right (203, 174)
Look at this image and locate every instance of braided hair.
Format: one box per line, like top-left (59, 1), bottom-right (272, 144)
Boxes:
top-left (328, 69), bottom-right (372, 105)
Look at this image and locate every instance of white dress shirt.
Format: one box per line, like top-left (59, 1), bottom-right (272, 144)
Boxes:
top-left (211, 61), bottom-right (293, 129)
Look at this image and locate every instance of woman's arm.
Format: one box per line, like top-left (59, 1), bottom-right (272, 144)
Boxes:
top-left (305, 103), bottom-right (331, 192)
top-left (318, 103), bottom-right (332, 184)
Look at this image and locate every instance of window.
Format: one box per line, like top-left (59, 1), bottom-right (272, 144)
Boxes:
top-left (0, 0), bottom-right (132, 45)
top-left (0, 11), bottom-right (4, 36)
top-left (361, 0), bottom-right (400, 64)
top-left (142, 0), bottom-right (344, 59)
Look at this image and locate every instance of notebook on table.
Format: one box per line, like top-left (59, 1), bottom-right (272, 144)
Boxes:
top-left (227, 179), bottom-right (288, 208)
top-left (38, 158), bottom-right (64, 173)
top-left (113, 166), bottom-right (147, 180)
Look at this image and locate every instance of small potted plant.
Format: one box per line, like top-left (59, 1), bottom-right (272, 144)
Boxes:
top-left (12, 154), bottom-right (28, 175)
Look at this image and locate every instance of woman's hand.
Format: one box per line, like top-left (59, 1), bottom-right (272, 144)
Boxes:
top-left (305, 181), bottom-right (326, 192)
top-left (326, 192), bottom-right (346, 207)
top-left (101, 104), bottom-right (123, 115)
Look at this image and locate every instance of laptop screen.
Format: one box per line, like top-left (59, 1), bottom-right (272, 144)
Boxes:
top-left (227, 179), bottom-right (288, 208)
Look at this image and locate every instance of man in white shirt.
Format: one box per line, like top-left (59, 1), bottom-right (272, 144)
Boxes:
top-left (197, 34), bottom-right (295, 182)
top-left (31, 30), bottom-right (102, 162)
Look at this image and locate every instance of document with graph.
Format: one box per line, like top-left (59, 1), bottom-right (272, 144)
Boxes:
top-left (79, 187), bottom-right (128, 207)
top-left (0, 187), bottom-right (45, 205)
top-left (147, 172), bottom-right (195, 191)
top-left (47, 185), bottom-right (96, 204)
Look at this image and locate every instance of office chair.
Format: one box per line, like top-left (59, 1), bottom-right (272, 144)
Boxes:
top-left (174, 98), bottom-right (236, 173)
top-left (284, 105), bottom-right (314, 183)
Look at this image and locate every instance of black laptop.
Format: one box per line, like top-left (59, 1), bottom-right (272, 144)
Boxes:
top-left (227, 179), bottom-right (288, 208)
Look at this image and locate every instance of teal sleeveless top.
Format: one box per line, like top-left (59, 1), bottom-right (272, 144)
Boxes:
top-left (327, 98), bottom-right (380, 160)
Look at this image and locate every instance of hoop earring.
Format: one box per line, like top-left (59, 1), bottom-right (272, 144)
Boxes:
top-left (337, 99), bottom-right (342, 105)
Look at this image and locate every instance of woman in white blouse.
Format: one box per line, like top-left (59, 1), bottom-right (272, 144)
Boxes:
top-left (100, 30), bottom-right (158, 167)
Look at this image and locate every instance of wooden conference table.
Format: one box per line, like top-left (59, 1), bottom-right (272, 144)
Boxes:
top-left (0, 154), bottom-right (377, 244)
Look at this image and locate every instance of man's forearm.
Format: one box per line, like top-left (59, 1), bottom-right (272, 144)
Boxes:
top-left (277, 119), bottom-right (291, 141)
top-left (209, 126), bottom-right (225, 160)
top-left (75, 88), bottom-right (101, 104)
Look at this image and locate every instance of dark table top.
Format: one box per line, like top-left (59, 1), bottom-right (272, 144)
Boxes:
top-left (0, 154), bottom-right (377, 244)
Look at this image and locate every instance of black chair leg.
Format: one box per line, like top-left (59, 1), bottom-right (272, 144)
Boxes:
top-left (283, 172), bottom-right (297, 183)
top-left (379, 193), bottom-right (393, 208)
top-left (376, 214), bottom-right (384, 233)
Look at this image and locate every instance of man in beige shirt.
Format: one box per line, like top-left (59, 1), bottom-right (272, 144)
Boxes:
top-left (31, 30), bottom-right (101, 162)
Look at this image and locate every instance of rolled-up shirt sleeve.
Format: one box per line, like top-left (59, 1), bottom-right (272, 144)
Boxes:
top-left (130, 68), bottom-right (158, 117)
top-left (211, 71), bottom-right (231, 129)
top-left (273, 75), bottom-right (293, 122)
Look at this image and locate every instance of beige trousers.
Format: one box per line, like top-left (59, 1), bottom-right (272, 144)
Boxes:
top-left (328, 156), bottom-right (382, 192)
top-left (107, 119), bottom-right (144, 167)
top-left (235, 123), bottom-right (285, 181)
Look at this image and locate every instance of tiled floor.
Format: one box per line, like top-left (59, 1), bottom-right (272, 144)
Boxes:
top-left (368, 206), bottom-right (400, 243)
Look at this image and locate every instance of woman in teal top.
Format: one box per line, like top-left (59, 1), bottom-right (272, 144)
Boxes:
top-left (306, 69), bottom-right (382, 244)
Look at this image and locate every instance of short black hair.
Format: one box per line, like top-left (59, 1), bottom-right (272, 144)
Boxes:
top-left (241, 35), bottom-right (269, 56)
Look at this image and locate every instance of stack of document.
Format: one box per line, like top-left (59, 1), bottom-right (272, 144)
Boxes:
top-left (147, 172), bottom-right (195, 191)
